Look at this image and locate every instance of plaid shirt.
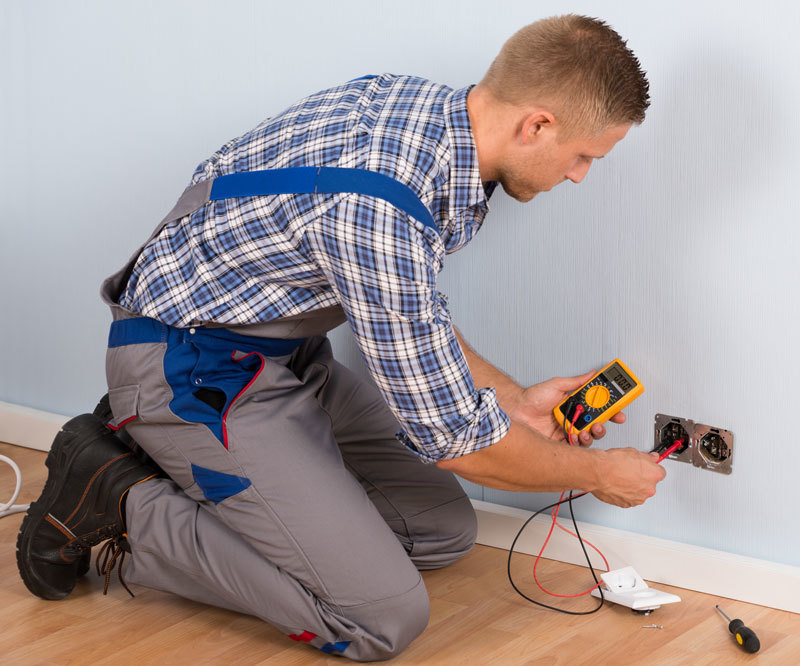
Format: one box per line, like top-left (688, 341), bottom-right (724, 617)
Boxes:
top-left (120, 74), bottom-right (510, 462)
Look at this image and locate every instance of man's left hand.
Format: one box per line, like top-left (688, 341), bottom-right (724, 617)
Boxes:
top-left (509, 371), bottom-right (626, 446)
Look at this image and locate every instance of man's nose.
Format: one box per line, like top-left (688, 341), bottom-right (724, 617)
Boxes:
top-left (566, 159), bottom-right (592, 184)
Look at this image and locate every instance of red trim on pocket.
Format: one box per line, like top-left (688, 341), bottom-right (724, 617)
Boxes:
top-left (107, 416), bottom-right (136, 431)
top-left (222, 351), bottom-right (266, 450)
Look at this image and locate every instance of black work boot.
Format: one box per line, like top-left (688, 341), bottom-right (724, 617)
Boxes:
top-left (16, 413), bottom-right (159, 600)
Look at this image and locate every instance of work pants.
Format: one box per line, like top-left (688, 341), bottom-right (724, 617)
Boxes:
top-left (106, 320), bottom-right (477, 662)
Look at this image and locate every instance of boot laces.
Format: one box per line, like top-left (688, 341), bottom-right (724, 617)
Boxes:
top-left (96, 537), bottom-right (134, 597)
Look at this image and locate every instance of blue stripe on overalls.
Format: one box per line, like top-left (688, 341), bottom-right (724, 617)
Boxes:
top-left (109, 165), bottom-right (437, 519)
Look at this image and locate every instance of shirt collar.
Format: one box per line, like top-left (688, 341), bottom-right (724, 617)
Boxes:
top-left (441, 85), bottom-right (495, 253)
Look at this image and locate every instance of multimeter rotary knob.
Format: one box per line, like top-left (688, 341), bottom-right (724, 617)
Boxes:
top-left (585, 385), bottom-right (611, 409)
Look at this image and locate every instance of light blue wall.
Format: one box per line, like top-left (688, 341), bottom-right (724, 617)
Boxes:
top-left (2, 1), bottom-right (798, 566)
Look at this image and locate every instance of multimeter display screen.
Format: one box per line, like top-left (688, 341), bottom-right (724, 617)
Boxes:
top-left (604, 364), bottom-right (635, 394)
top-left (557, 362), bottom-right (638, 425)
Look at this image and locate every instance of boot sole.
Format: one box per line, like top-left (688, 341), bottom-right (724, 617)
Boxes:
top-left (16, 414), bottom-right (108, 600)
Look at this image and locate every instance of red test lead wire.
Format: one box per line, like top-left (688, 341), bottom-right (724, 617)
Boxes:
top-left (517, 415), bottom-right (681, 608)
top-left (532, 402), bottom-right (609, 598)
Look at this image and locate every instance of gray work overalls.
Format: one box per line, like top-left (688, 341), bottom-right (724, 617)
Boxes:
top-left (100, 167), bottom-right (478, 661)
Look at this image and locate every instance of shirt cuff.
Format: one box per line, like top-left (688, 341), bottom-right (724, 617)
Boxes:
top-left (395, 386), bottom-right (511, 464)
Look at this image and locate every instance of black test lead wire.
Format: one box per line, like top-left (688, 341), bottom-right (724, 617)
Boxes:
top-left (506, 394), bottom-right (605, 615)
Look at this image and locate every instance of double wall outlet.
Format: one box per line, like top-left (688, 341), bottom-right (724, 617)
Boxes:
top-left (653, 414), bottom-right (734, 475)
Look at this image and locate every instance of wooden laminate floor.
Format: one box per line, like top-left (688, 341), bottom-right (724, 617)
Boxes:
top-left (1, 442), bottom-right (798, 665)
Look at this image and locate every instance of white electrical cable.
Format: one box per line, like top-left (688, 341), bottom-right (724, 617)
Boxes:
top-left (0, 454), bottom-right (30, 518)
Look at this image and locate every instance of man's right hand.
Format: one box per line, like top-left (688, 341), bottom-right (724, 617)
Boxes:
top-left (436, 420), bottom-right (666, 504)
top-left (590, 448), bottom-right (666, 508)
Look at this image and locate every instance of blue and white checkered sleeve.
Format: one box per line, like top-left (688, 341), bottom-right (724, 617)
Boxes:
top-left (306, 195), bottom-right (510, 463)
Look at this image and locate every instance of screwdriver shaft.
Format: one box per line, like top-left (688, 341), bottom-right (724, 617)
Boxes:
top-left (715, 605), bottom-right (732, 622)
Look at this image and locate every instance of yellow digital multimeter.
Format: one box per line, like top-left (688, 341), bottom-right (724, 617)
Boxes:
top-left (553, 359), bottom-right (644, 434)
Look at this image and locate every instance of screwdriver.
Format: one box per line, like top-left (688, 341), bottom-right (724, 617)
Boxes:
top-left (715, 605), bottom-right (760, 653)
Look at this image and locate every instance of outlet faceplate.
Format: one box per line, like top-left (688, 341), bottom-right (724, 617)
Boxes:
top-left (653, 414), bottom-right (733, 474)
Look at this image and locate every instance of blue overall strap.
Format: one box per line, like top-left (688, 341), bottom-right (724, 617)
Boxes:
top-left (209, 167), bottom-right (437, 233)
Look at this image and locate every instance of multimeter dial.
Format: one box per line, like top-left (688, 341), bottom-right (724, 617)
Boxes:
top-left (572, 376), bottom-right (620, 424)
top-left (585, 384), bottom-right (610, 409)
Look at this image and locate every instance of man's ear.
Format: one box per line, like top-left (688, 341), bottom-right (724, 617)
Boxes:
top-left (520, 110), bottom-right (556, 145)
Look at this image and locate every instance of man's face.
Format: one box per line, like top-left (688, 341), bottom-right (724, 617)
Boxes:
top-left (498, 123), bottom-right (631, 202)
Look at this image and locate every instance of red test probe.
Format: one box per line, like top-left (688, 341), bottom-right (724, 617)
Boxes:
top-left (656, 439), bottom-right (684, 463)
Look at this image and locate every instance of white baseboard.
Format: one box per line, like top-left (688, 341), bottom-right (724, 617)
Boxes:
top-left (472, 499), bottom-right (800, 614)
top-left (0, 401), bottom-right (70, 452)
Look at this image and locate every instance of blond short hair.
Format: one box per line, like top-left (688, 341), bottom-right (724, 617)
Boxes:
top-left (481, 15), bottom-right (650, 137)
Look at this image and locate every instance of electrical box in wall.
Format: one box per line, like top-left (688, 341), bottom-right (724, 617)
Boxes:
top-left (653, 414), bottom-right (734, 475)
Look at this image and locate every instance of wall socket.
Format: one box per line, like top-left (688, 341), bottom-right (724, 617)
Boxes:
top-left (653, 413), bottom-right (734, 475)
